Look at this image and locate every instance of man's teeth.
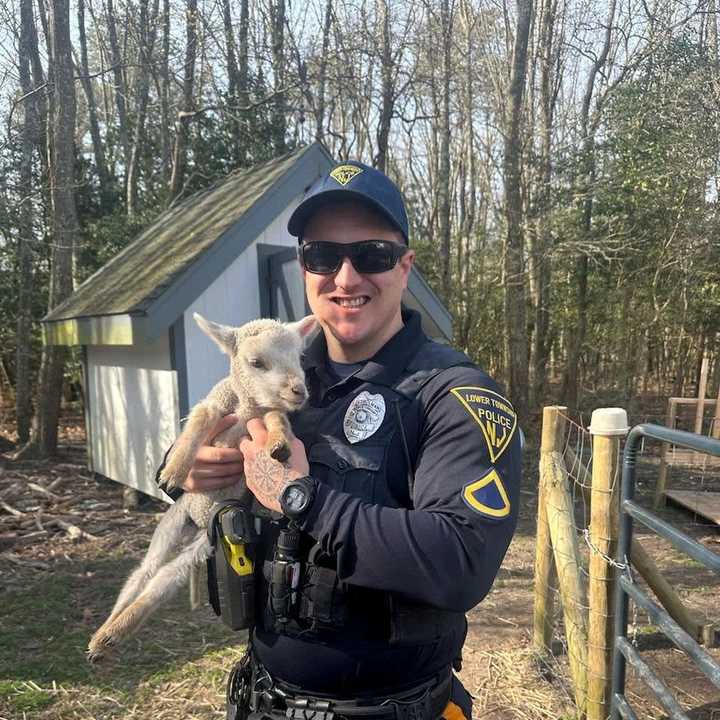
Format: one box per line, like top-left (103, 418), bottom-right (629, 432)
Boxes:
top-left (334, 297), bottom-right (369, 307)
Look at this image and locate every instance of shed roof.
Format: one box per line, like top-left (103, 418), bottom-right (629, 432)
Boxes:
top-left (42, 143), bottom-right (453, 345)
top-left (45, 144), bottom-right (329, 324)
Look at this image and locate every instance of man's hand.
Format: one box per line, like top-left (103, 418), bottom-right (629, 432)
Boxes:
top-left (182, 414), bottom-right (244, 493)
top-left (240, 418), bottom-right (309, 513)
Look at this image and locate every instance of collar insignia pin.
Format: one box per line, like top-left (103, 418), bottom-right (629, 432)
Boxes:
top-left (344, 391), bottom-right (385, 444)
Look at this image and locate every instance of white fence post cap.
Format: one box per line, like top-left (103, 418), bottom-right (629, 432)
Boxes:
top-left (588, 407), bottom-right (630, 436)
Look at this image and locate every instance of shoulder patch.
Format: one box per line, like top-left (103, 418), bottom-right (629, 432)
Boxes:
top-left (330, 164), bottom-right (363, 185)
top-left (462, 468), bottom-right (511, 518)
top-left (450, 386), bottom-right (517, 462)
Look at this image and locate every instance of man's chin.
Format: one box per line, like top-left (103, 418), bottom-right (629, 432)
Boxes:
top-left (325, 319), bottom-right (371, 347)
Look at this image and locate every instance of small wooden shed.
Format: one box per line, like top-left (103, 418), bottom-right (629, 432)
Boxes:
top-left (43, 143), bottom-right (453, 501)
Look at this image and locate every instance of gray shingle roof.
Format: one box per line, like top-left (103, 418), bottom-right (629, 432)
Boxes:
top-left (45, 145), bottom-right (319, 323)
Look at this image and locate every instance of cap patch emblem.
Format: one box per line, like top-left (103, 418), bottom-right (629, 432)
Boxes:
top-left (450, 387), bottom-right (517, 463)
top-left (462, 468), bottom-right (511, 518)
top-left (343, 391), bottom-right (385, 444)
top-left (330, 164), bottom-right (363, 186)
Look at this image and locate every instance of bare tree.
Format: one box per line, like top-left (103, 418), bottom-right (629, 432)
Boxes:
top-left (527, 0), bottom-right (563, 406)
top-left (104, 0), bottom-right (130, 185)
top-left (502, 0), bottom-right (534, 421)
top-left (169, 0), bottom-right (198, 200)
top-left (23, 0), bottom-right (81, 457)
top-left (437, 0), bottom-right (453, 300)
top-left (77, 0), bottom-right (111, 208)
top-left (127, 0), bottom-right (160, 216)
top-left (561, 0), bottom-right (616, 408)
top-left (16, 0), bottom-right (43, 443)
top-left (269, 0), bottom-right (287, 154)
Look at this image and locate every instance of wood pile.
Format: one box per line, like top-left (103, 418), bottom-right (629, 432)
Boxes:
top-left (0, 448), bottom-right (159, 567)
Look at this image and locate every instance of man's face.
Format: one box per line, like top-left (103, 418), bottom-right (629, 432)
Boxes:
top-left (301, 202), bottom-right (415, 357)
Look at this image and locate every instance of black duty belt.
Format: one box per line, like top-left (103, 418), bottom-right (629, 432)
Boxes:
top-left (228, 649), bottom-right (453, 720)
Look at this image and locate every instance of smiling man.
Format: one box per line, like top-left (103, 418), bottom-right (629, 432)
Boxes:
top-left (162, 161), bottom-right (522, 720)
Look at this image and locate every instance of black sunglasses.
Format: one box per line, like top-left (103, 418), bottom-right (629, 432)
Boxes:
top-left (299, 240), bottom-right (409, 275)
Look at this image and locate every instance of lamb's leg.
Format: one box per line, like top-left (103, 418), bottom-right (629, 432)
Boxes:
top-left (264, 411), bottom-right (292, 461)
top-left (87, 530), bottom-right (211, 663)
top-left (160, 403), bottom-right (223, 489)
top-left (109, 500), bottom-right (190, 618)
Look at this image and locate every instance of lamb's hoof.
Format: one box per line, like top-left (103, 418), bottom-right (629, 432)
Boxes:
top-left (269, 440), bottom-right (291, 462)
top-left (86, 647), bottom-right (105, 664)
top-left (87, 630), bottom-right (118, 664)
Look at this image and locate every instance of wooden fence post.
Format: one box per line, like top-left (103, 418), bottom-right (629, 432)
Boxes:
top-left (587, 408), bottom-right (628, 720)
top-left (533, 406), bottom-right (566, 657)
top-left (543, 416), bottom-right (588, 714)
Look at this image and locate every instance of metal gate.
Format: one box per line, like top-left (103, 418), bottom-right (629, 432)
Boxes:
top-left (611, 424), bottom-right (720, 719)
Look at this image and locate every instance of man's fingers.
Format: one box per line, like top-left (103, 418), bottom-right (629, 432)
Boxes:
top-left (205, 414), bottom-right (239, 444)
top-left (239, 437), bottom-right (252, 457)
top-left (245, 418), bottom-right (268, 445)
top-left (189, 462), bottom-right (244, 480)
top-left (195, 445), bottom-right (243, 464)
top-left (184, 474), bottom-right (240, 492)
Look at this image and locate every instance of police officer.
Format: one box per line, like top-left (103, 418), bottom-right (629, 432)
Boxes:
top-left (162, 162), bottom-right (521, 720)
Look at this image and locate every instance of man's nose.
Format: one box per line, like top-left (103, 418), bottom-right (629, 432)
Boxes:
top-left (334, 256), bottom-right (362, 288)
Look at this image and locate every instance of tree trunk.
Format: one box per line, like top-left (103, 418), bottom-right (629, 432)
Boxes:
top-left (24, 0), bottom-right (80, 457)
top-left (437, 0), bottom-right (452, 301)
top-left (502, 0), bottom-right (533, 422)
top-left (270, 0), bottom-right (287, 154)
top-left (105, 0), bottom-right (130, 184)
top-left (169, 0), bottom-right (198, 201)
top-left (529, 0), bottom-right (559, 408)
top-left (374, 0), bottom-right (393, 173)
top-left (159, 0), bottom-right (171, 180)
top-left (221, 0), bottom-right (241, 163)
top-left (315, 0), bottom-right (333, 143)
top-left (127, 0), bottom-right (160, 216)
top-left (16, 0), bottom-right (41, 444)
top-left (562, 0), bottom-right (615, 408)
top-left (235, 0), bottom-right (249, 164)
top-left (77, 0), bottom-right (112, 209)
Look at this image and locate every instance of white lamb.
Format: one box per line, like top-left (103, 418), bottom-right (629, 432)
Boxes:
top-left (87, 313), bottom-right (316, 662)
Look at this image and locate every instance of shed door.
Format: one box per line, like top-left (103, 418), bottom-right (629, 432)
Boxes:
top-left (257, 244), bottom-right (308, 321)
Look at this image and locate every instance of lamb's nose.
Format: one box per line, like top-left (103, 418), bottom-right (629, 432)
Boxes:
top-left (291, 383), bottom-right (306, 397)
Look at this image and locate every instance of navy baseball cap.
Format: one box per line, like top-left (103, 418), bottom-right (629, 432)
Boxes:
top-left (287, 161), bottom-right (409, 244)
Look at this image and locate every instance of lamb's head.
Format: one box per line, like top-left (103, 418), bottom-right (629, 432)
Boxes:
top-left (193, 313), bottom-right (317, 412)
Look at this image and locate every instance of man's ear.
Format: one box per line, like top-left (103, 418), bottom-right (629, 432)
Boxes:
top-left (288, 315), bottom-right (318, 343)
top-left (399, 248), bottom-right (415, 286)
top-left (193, 313), bottom-right (236, 355)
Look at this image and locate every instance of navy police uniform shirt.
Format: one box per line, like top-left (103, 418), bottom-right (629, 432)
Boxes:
top-left (253, 308), bottom-right (522, 695)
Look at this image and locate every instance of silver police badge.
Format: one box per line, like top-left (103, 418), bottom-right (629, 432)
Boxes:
top-left (343, 391), bottom-right (386, 444)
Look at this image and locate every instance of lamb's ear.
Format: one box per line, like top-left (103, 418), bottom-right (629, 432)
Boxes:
top-left (194, 313), bottom-right (236, 355)
top-left (287, 315), bottom-right (318, 343)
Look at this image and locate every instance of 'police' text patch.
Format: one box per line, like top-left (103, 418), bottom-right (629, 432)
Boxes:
top-left (462, 468), bottom-right (511, 518)
top-left (450, 386), bottom-right (517, 463)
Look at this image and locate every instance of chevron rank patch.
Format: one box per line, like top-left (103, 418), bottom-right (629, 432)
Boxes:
top-left (450, 386), bottom-right (517, 463)
top-left (330, 164), bottom-right (363, 185)
top-left (462, 468), bottom-right (511, 518)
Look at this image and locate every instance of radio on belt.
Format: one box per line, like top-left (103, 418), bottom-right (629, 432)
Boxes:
top-left (206, 500), bottom-right (257, 630)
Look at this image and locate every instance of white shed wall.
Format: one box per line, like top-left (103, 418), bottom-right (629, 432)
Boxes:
top-left (88, 333), bottom-right (172, 370)
top-left (183, 196), bottom-right (304, 408)
top-left (86, 363), bottom-right (178, 501)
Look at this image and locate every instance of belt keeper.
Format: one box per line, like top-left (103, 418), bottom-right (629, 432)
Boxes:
top-left (286, 697), bottom-right (334, 720)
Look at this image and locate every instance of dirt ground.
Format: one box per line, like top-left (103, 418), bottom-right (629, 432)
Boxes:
top-left (1, 414), bottom-right (719, 720)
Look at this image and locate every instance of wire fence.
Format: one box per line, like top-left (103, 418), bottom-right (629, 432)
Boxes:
top-left (532, 404), bottom-right (720, 720)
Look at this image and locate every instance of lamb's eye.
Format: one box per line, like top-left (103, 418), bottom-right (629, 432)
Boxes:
top-left (248, 357), bottom-right (266, 370)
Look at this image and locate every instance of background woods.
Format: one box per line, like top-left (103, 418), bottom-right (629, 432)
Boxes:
top-left (0, 0), bottom-right (719, 452)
